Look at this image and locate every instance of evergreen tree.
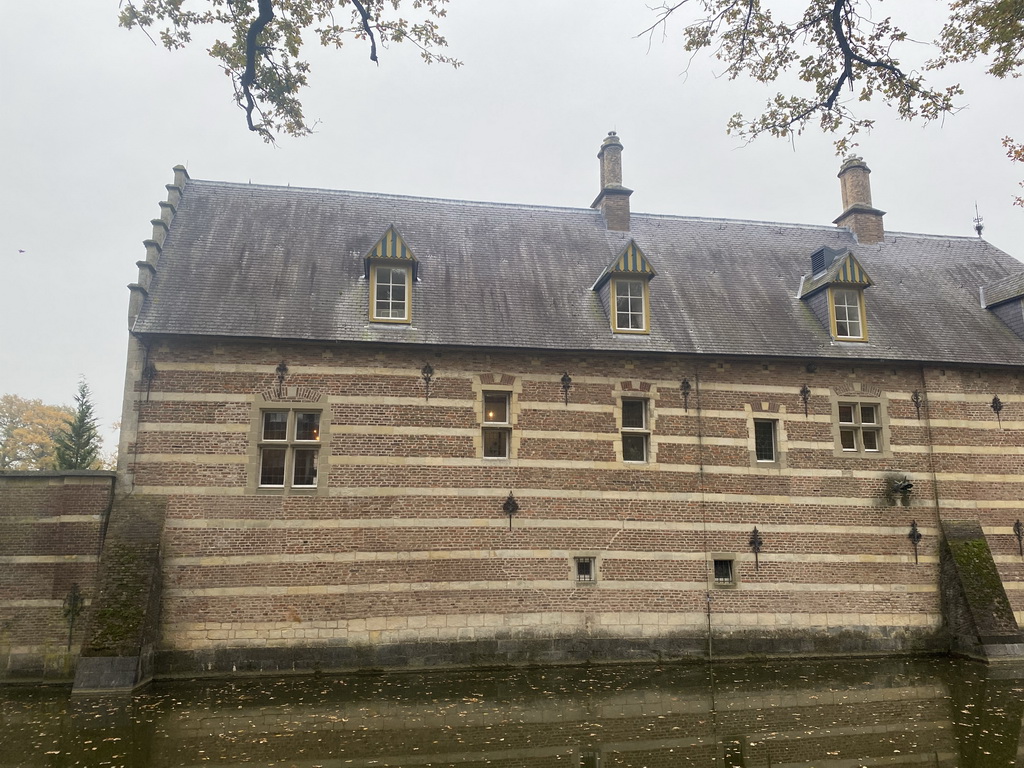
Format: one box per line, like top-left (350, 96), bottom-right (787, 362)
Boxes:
top-left (53, 380), bottom-right (102, 470)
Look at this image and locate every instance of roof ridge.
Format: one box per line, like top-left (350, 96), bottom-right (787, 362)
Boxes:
top-left (185, 178), bottom-right (995, 243)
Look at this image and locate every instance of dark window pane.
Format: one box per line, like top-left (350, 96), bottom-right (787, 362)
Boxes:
top-left (754, 420), bottom-right (776, 462)
top-left (838, 404), bottom-right (854, 423)
top-left (292, 449), bottom-right (318, 486)
top-left (260, 448), bottom-right (286, 486)
top-left (622, 433), bottom-right (646, 462)
top-left (295, 412), bottom-right (320, 441)
top-left (483, 428), bottom-right (509, 458)
top-left (862, 429), bottom-right (880, 451)
top-left (713, 559), bottom-right (733, 583)
top-left (622, 399), bottom-right (645, 429)
top-left (860, 405), bottom-right (877, 424)
top-left (575, 558), bottom-right (594, 581)
top-left (840, 428), bottom-right (857, 450)
top-left (263, 412), bottom-right (288, 440)
top-left (484, 393), bottom-right (508, 424)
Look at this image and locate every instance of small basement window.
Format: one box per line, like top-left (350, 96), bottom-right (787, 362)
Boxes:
top-left (575, 557), bottom-right (596, 582)
top-left (712, 558), bottom-right (735, 586)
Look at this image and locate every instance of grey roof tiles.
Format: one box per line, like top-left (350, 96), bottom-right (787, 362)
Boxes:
top-left (133, 178), bottom-right (1024, 366)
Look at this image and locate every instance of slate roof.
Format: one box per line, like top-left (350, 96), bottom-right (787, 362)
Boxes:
top-left (983, 272), bottom-right (1024, 308)
top-left (133, 178), bottom-right (1024, 367)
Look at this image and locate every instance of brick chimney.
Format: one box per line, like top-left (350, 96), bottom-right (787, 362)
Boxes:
top-left (591, 131), bottom-right (632, 231)
top-left (833, 156), bottom-right (885, 244)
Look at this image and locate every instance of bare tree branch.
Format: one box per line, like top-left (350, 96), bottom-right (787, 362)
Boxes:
top-left (241, 0), bottom-right (276, 133)
top-left (351, 0), bottom-right (379, 63)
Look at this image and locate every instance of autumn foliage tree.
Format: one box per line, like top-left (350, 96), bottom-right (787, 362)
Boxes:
top-left (0, 395), bottom-right (73, 471)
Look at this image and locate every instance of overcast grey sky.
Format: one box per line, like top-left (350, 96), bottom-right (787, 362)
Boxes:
top-left (2, 1), bottom-right (1022, 453)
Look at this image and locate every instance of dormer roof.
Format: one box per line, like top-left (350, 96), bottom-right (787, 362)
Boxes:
top-left (364, 225), bottom-right (418, 279)
top-left (591, 240), bottom-right (655, 291)
top-left (799, 249), bottom-right (873, 299)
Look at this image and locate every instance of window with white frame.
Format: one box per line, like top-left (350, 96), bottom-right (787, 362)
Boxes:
top-left (753, 419), bottom-right (777, 462)
top-left (838, 402), bottom-right (881, 453)
top-left (371, 265), bottom-right (410, 322)
top-left (482, 391), bottom-right (511, 458)
top-left (831, 288), bottom-right (865, 340)
top-left (621, 398), bottom-right (649, 462)
top-left (613, 279), bottom-right (647, 332)
top-left (258, 409), bottom-right (321, 488)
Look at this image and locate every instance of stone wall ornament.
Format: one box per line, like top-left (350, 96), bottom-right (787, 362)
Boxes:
top-left (883, 474), bottom-right (914, 507)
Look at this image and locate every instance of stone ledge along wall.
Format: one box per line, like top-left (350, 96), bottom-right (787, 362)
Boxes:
top-left (115, 337), bottom-right (1022, 676)
top-left (0, 472), bottom-right (114, 681)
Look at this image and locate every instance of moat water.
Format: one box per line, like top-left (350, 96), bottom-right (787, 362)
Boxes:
top-left (2, 657), bottom-right (1022, 767)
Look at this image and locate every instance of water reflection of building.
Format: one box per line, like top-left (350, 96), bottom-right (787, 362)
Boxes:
top-left (4, 660), bottom-right (1021, 767)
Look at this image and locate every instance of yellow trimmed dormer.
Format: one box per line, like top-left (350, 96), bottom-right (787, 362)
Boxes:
top-left (799, 247), bottom-right (873, 342)
top-left (365, 226), bottom-right (417, 324)
top-left (592, 241), bottom-right (656, 334)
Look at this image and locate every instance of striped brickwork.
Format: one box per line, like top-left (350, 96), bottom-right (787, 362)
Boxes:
top-left (121, 338), bottom-right (1024, 667)
top-left (0, 472), bottom-right (113, 679)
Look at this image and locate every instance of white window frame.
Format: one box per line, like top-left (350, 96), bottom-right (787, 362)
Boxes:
top-left (837, 401), bottom-right (882, 453)
top-left (482, 391), bottom-right (512, 459)
top-left (371, 264), bottom-right (411, 322)
top-left (258, 409), bottom-right (322, 488)
top-left (830, 287), bottom-right (866, 341)
top-left (620, 398), bottom-right (649, 463)
top-left (612, 278), bottom-right (648, 333)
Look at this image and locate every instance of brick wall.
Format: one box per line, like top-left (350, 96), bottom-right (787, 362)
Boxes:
top-left (118, 338), bottom-right (1024, 672)
top-left (0, 472), bottom-right (114, 680)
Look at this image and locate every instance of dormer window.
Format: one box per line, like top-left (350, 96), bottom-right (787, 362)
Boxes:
top-left (592, 241), bottom-right (655, 335)
top-left (830, 287), bottom-right (866, 340)
top-left (365, 226), bottom-right (418, 324)
top-left (799, 248), bottom-right (872, 343)
top-left (371, 265), bottom-right (410, 322)
top-left (612, 278), bottom-right (648, 332)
